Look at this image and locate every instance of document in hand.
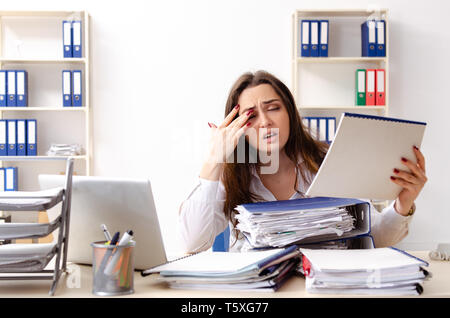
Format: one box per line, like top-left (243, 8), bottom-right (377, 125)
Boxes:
top-left (306, 113), bottom-right (427, 200)
top-left (142, 245), bottom-right (301, 292)
top-left (234, 197), bottom-right (370, 248)
top-left (300, 247), bottom-right (431, 296)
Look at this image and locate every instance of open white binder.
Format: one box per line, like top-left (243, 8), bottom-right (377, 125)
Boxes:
top-left (306, 113), bottom-right (427, 200)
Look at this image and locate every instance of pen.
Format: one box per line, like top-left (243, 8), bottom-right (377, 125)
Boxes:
top-left (104, 230), bottom-right (134, 276)
top-left (97, 231), bottom-right (120, 275)
top-left (101, 224), bottom-right (112, 241)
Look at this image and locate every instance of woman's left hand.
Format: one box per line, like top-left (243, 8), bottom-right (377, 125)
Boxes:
top-left (390, 146), bottom-right (428, 216)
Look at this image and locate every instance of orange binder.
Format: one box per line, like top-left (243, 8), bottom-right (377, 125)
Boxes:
top-left (376, 69), bottom-right (385, 106)
top-left (366, 69), bottom-right (376, 105)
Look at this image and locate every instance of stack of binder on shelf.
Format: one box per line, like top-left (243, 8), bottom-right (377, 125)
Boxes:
top-left (361, 19), bottom-right (386, 57)
top-left (62, 70), bottom-right (82, 107)
top-left (63, 20), bottom-right (82, 58)
top-left (300, 247), bottom-right (431, 296)
top-left (302, 117), bottom-right (336, 144)
top-left (0, 70), bottom-right (28, 107)
top-left (300, 20), bottom-right (328, 57)
top-left (142, 245), bottom-right (301, 292)
top-left (234, 197), bottom-right (373, 249)
top-left (355, 69), bottom-right (385, 106)
top-left (0, 119), bottom-right (37, 156)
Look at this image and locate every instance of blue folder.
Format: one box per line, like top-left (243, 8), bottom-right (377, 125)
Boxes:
top-left (319, 20), bottom-right (329, 57)
top-left (0, 70), bottom-right (6, 107)
top-left (16, 70), bottom-right (28, 107)
top-left (300, 20), bottom-right (310, 57)
top-left (310, 20), bottom-right (320, 57)
top-left (0, 119), bottom-right (6, 156)
top-left (16, 119), bottom-right (27, 156)
top-left (72, 70), bottom-right (82, 107)
top-left (6, 71), bottom-right (16, 107)
top-left (361, 20), bottom-right (377, 57)
top-left (63, 20), bottom-right (73, 58)
top-left (72, 21), bottom-right (82, 58)
top-left (5, 167), bottom-right (18, 191)
top-left (376, 20), bottom-right (386, 57)
top-left (26, 119), bottom-right (37, 156)
top-left (326, 117), bottom-right (336, 144)
top-left (62, 70), bottom-right (72, 107)
top-left (7, 120), bottom-right (16, 156)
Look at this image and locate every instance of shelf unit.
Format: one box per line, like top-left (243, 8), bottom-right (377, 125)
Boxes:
top-left (0, 10), bottom-right (91, 192)
top-left (0, 11), bottom-right (91, 239)
top-left (292, 9), bottom-right (391, 210)
top-left (291, 9), bottom-right (389, 119)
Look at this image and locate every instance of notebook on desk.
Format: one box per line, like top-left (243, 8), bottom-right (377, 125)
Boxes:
top-left (306, 113), bottom-right (427, 200)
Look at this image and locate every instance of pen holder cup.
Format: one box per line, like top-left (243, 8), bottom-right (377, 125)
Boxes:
top-left (91, 240), bottom-right (135, 296)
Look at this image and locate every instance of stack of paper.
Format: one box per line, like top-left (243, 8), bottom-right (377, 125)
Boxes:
top-left (142, 245), bottom-right (301, 292)
top-left (235, 201), bottom-right (355, 248)
top-left (46, 144), bottom-right (82, 156)
top-left (0, 243), bottom-right (57, 272)
top-left (300, 247), bottom-right (431, 296)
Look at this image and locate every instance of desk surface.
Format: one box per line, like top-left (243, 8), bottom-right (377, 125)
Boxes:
top-left (0, 251), bottom-right (449, 298)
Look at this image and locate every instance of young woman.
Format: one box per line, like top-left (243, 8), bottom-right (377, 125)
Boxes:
top-left (179, 71), bottom-right (427, 253)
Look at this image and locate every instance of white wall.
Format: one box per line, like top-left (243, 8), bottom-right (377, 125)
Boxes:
top-left (5, 0), bottom-right (450, 255)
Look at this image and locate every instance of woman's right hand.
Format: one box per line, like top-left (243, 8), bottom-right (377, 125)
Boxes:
top-left (199, 105), bottom-right (253, 181)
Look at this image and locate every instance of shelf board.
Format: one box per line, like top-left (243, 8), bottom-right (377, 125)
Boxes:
top-left (0, 155), bottom-right (87, 161)
top-left (295, 9), bottom-right (388, 18)
top-left (0, 58), bottom-right (86, 64)
top-left (299, 106), bottom-right (386, 111)
top-left (295, 57), bottom-right (386, 64)
top-left (0, 107), bottom-right (87, 111)
top-left (0, 10), bottom-right (85, 17)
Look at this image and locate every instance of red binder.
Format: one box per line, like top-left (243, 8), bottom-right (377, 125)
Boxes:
top-left (376, 69), bottom-right (385, 106)
top-left (366, 69), bottom-right (376, 105)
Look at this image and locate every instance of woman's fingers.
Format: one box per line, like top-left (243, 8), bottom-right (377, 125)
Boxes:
top-left (390, 176), bottom-right (415, 191)
top-left (400, 156), bottom-right (427, 182)
top-left (219, 104), bottom-right (240, 128)
top-left (413, 146), bottom-right (426, 174)
top-left (229, 109), bottom-right (254, 133)
top-left (392, 169), bottom-right (421, 185)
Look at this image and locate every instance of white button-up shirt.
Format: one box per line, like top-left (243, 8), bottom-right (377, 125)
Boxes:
top-left (179, 160), bottom-right (412, 253)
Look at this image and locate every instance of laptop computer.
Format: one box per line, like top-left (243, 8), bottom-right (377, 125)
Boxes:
top-left (38, 175), bottom-right (167, 270)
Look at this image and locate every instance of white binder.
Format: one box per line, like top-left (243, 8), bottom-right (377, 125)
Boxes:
top-left (306, 113), bottom-right (427, 200)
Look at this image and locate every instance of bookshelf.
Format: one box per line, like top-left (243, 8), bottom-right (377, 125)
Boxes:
top-left (291, 9), bottom-right (389, 119)
top-left (0, 11), bottom-right (91, 235)
top-left (291, 9), bottom-right (390, 210)
top-left (0, 10), bottom-right (91, 189)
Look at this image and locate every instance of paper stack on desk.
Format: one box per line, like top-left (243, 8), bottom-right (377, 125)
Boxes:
top-left (234, 198), bottom-right (357, 248)
top-left (300, 247), bottom-right (431, 296)
top-left (142, 245), bottom-right (301, 292)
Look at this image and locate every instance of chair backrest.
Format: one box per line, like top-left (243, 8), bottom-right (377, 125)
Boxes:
top-left (212, 226), bottom-right (230, 252)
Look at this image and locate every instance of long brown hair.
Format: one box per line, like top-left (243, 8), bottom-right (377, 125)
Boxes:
top-left (222, 71), bottom-right (329, 232)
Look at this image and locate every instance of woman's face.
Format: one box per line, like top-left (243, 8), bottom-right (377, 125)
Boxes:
top-left (237, 84), bottom-right (290, 154)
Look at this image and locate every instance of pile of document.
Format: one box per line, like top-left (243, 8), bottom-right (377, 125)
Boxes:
top-left (235, 200), bottom-right (355, 248)
top-left (46, 144), bottom-right (82, 156)
top-left (142, 245), bottom-right (301, 292)
top-left (0, 243), bottom-right (57, 272)
top-left (300, 247), bottom-right (431, 296)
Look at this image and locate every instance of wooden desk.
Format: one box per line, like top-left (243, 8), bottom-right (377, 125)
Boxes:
top-left (0, 251), bottom-right (448, 298)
